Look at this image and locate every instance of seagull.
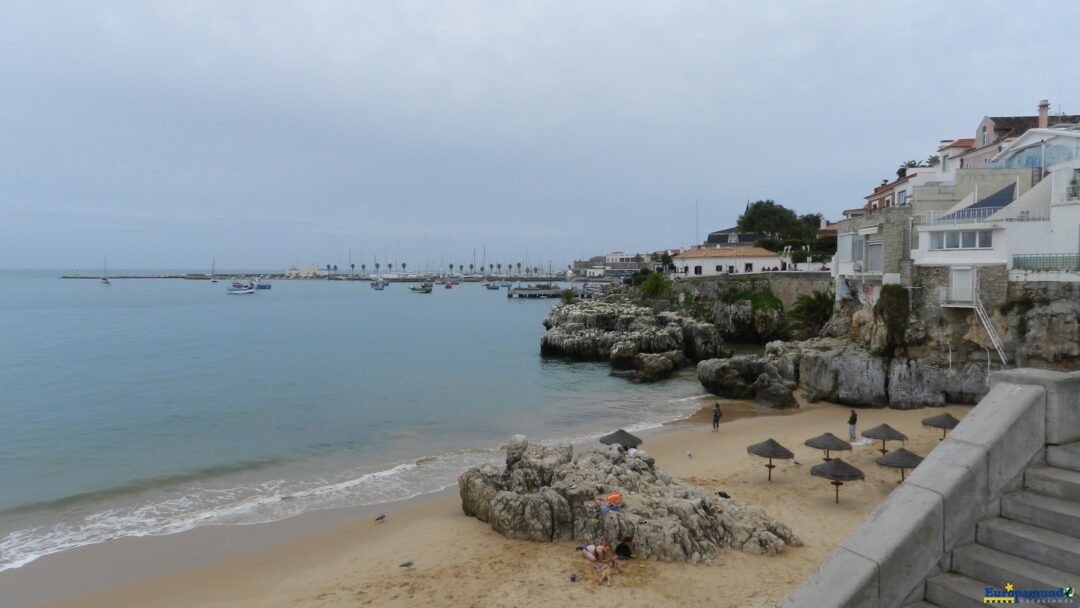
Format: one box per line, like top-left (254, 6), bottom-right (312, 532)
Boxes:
top-left (399, 559), bottom-right (414, 569)
top-left (687, 450), bottom-right (693, 459)
top-left (374, 513), bottom-right (387, 523)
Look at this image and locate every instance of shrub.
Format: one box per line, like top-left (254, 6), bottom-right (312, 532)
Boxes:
top-left (788, 290), bottom-right (834, 334)
top-left (638, 272), bottom-right (671, 298)
top-left (873, 284), bottom-right (909, 353)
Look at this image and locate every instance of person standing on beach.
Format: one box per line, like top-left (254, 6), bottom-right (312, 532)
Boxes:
top-left (712, 404), bottom-right (722, 432)
top-left (848, 410), bottom-right (858, 441)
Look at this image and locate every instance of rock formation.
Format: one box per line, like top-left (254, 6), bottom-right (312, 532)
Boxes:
top-left (459, 435), bottom-right (800, 561)
top-left (541, 301), bottom-right (726, 382)
top-left (695, 356), bottom-right (797, 409)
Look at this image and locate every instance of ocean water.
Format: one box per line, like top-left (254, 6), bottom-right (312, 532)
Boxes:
top-left (0, 271), bottom-right (706, 571)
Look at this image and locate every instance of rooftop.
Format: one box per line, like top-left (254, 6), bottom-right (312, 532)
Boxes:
top-left (674, 246), bottom-right (778, 259)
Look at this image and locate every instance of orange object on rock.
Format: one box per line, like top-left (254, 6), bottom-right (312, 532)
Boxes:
top-left (607, 493), bottom-right (622, 505)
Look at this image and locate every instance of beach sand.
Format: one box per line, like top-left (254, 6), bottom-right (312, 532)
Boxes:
top-left (29, 399), bottom-right (969, 608)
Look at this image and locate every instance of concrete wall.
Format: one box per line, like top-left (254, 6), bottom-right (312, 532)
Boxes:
top-left (672, 272), bottom-right (833, 311)
top-left (782, 368), bottom-right (1080, 608)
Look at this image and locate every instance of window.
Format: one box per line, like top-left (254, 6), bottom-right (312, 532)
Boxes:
top-left (852, 237), bottom-right (864, 262)
top-left (744, 263), bottom-right (753, 272)
top-left (981, 125), bottom-right (988, 147)
top-left (838, 234), bottom-right (852, 262)
top-left (693, 266), bottom-right (702, 275)
top-left (715, 265), bottom-right (722, 272)
top-left (929, 230), bottom-right (993, 250)
top-left (896, 191), bottom-right (907, 206)
top-left (727, 265), bottom-right (735, 273)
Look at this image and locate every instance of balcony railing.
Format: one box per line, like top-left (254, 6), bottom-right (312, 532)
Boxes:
top-left (1067, 185), bottom-right (1080, 200)
top-left (938, 286), bottom-right (974, 303)
top-left (919, 207), bottom-right (1048, 225)
top-left (1013, 253), bottom-right (1080, 272)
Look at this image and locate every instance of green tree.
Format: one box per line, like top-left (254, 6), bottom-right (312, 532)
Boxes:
top-left (638, 272), bottom-right (671, 298)
top-left (897, 159), bottom-right (924, 178)
top-left (559, 288), bottom-right (578, 304)
top-left (737, 200), bottom-right (798, 239)
top-left (925, 154), bottom-right (940, 167)
top-left (787, 290), bottom-right (834, 334)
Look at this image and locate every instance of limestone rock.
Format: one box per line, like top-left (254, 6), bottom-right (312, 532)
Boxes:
top-left (696, 356), bottom-right (797, 409)
top-left (752, 373), bottom-right (798, 409)
top-left (797, 345), bottom-right (888, 407)
top-left (459, 437), bottom-right (800, 560)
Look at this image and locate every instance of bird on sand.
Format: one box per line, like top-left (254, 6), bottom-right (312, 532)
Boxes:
top-left (374, 513), bottom-right (387, 523)
top-left (399, 560), bottom-right (414, 569)
top-left (687, 450), bottom-right (693, 459)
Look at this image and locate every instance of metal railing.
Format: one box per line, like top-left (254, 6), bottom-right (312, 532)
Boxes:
top-left (1067, 185), bottom-right (1080, 200)
top-left (1013, 253), bottom-right (1080, 271)
top-left (919, 207), bottom-right (1049, 225)
top-left (938, 286), bottom-right (974, 303)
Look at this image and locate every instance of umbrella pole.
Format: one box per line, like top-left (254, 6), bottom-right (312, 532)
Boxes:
top-left (824, 449), bottom-right (831, 462)
top-left (766, 457), bottom-right (775, 481)
top-left (941, 428), bottom-right (947, 440)
top-left (900, 468), bottom-right (906, 482)
top-left (879, 439), bottom-right (888, 455)
top-left (831, 480), bottom-right (843, 504)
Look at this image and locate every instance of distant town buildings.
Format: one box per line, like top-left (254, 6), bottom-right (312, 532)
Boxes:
top-left (672, 246), bottom-right (783, 276)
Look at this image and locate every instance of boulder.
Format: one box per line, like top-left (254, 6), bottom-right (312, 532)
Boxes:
top-left (459, 437), bottom-right (800, 560)
top-left (797, 345), bottom-right (888, 407)
top-left (696, 355), bottom-right (797, 408)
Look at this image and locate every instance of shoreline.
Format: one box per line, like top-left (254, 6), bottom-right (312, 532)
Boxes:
top-left (4, 392), bottom-right (971, 608)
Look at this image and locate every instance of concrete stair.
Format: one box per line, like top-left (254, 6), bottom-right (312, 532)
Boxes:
top-left (919, 447), bottom-right (1080, 608)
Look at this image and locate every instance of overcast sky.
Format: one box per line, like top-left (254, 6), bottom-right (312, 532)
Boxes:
top-left (3, 1), bottom-right (1077, 271)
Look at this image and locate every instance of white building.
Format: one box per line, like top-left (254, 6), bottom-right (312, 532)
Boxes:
top-left (672, 246), bottom-right (783, 277)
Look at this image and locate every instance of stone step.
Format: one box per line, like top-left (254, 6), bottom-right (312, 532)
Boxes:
top-left (925, 573), bottom-right (997, 608)
top-left (1026, 465), bottom-right (1080, 502)
top-left (1003, 491), bottom-right (1080, 538)
top-left (952, 543), bottom-right (1073, 594)
top-left (1048, 443), bottom-right (1080, 474)
top-left (978, 517), bottom-right (1080, 575)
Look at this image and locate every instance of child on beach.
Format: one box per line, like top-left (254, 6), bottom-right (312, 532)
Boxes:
top-left (848, 410), bottom-right (858, 441)
top-left (712, 404), bottom-right (722, 431)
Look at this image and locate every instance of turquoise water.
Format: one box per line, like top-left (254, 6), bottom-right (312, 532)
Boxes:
top-left (0, 271), bottom-right (705, 571)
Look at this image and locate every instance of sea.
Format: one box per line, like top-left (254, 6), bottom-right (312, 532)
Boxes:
top-left (0, 270), bottom-right (707, 572)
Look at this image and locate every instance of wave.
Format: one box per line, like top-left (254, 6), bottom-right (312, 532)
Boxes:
top-left (0, 449), bottom-right (500, 573)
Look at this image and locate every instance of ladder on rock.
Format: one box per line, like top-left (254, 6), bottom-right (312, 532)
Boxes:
top-left (974, 291), bottom-right (1008, 366)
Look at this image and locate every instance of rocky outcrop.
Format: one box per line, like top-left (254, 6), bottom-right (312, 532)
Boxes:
top-left (459, 436), bottom-right (800, 561)
top-left (759, 339), bottom-right (988, 409)
top-left (541, 301), bottom-right (726, 382)
top-left (711, 300), bottom-right (787, 342)
top-left (696, 356), bottom-right (797, 409)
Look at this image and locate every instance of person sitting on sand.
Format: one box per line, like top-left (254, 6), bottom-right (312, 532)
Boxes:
top-left (580, 544), bottom-right (600, 561)
top-left (615, 537), bottom-right (634, 560)
top-left (596, 541), bottom-right (614, 564)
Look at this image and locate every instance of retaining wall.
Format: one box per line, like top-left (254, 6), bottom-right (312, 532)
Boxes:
top-left (781, 368), bottom-right (1080, 607)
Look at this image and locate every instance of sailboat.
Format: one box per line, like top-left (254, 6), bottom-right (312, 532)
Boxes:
top-left (210, 258), bottom-right (219, 283)
top-left (101, 258), bottom-right (111, 286)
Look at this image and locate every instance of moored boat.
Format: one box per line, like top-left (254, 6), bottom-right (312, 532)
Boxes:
top-left (410, 283), bottom-right (433, 293)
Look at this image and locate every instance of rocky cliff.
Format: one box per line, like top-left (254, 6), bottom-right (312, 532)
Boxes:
top-left (459, 435), bottom-right (800, 561)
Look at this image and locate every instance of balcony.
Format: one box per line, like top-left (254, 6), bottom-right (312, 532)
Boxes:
top-left (1067, 185), bottom-right (1080, 201)
top-left (920, 207), bottom-right (1048, 225)
top-left (1013, 253), bottom-right (1080, 272)
top-left (938, 286), bottom-right (975, 307)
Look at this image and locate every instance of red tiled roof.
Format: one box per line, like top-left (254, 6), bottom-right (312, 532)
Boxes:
top-left (939, 138), bottom-right (975, 150)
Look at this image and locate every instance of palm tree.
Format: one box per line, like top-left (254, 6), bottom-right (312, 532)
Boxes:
top-left (787, 290), bottom-right (835, 335)
top-left (497, 263), bottom-right (502, 275)
top-left (469, 263), bottom-right (474, 275)
top-left (388, 263), bottom-right (394, 275)
top-left (375, 262), bottom-right (380, 276)
top-left (401, 262), bottom-right (407, 275)
top-left (325, 264), bottom-right (331, 273)
top-left (351, 263), bottom-right (355, 275)
top-left (516, 262), bottom-right (522, 275)
top-left (332, 264), bottom-right (338, 273)
top-left (361, 263), bottom-right (366, 275)
top-left (489, 263), bottom-right (494, 276)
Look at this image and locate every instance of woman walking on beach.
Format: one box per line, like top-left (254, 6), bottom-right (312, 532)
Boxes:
top-left (847, 410), bottom-right (858, 441)
top-left (712, 404), bottom-right (722, 432)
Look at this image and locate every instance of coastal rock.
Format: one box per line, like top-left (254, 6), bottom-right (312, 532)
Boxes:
top-left (796, 345), bottom-right (888, 408)
top-left (696, 356), bottom-right (796, 408)
top-left (459, 437), bottom-right (800, 560)
top-left (887, 359), bottom-right (947, 409)
top-left (634, 353), bottom-right (675, 381)
top-left (541, 301), bottom-right (725, 366)
top-left (711, 300), bottom-right (787, 343)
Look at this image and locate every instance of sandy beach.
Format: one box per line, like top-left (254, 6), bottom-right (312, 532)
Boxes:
top-left (18, 398), bottom-right (969, 608)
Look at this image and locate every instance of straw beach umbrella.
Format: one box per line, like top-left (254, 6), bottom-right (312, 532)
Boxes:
top-left (861, 424), bottom-right (908, 455)
top-left (599, 429), bottom-right (643, 450)
top-left (804, 432), bottom-right (852, 462)
top-left (746, 439), bottom-right (795, 481)
top-left (876, 448), bottom-right (924, 482)
top-left (811, 459), bottom-right (864, 504)
top-left (922, 412), bottom-right (960, 440)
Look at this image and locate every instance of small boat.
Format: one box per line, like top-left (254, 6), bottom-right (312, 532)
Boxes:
top-left (101, 257), bottom-right (111, 286)
top-left (499, 281), bottom-right (512, 288)
top-left (444, 282), bottom-right (453, 289)
top-left (227, 281), bottom-right (255, 294)
top-left (210, 258), bottom-right (219, 283)
top-left (370, 278), bottom-right (387, 290)
top-left (410, 283), bottom-right (433, 293)
top-left (255, 279), bottom-right (271, 290)
top-left (484, 282), bottom-right (501, 290)
top-left (433, 278), bottom-right (445, 285)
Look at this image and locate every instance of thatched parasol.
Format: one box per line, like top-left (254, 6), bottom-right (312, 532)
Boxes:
top-left (921, 412), bottom-right (960, 440)
top-left (599, 429), bottom-right (643, 449)
top-left (876, 448), bottom-right (924, 482)
top-left (861, 424), bottom-right (908, 455)
top-left (747, 439), bottom-right (795, 481)
top-left (811, 459), bottom-right (865, 503)
top-left (804, 432), bottom-right (852, 462)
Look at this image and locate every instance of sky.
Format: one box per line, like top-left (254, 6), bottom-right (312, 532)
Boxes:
top-left (3, 1), bottom-right (1078, 271)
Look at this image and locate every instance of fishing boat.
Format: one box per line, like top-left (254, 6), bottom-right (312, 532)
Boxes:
top-left (483, 282), bottom-right (501, 290)
top-left (255, 279), bottom-right (271, 290)
top-left (444, 282), bottom-right (453, 289)
top-left (370, 278), bottom-right (387, 290)
top-left (227, 279), bottom-right (256, 294)
top-left (410, 283), bottom-right (433, 293)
